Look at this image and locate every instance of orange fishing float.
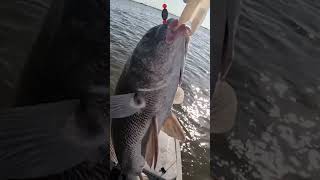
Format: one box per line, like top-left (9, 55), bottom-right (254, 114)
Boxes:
top-left (162, 3), bottom-right (168, 24)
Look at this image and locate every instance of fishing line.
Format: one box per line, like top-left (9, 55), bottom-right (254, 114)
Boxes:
top-left (160, 139), bottom-right (178, 177)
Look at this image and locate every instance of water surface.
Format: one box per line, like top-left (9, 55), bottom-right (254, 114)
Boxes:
top-left (110, 0), bottom-right (210, 179)
top-left (212, 0), bottom-right (320, 179)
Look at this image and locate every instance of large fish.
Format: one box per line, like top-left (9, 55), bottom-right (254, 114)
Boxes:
top-left (111, 18), bottom-right (189, 179)
top-left (0, 0), bottom-right (107, 179)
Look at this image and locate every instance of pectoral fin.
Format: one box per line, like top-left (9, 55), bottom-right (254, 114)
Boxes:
top-left (162, 112), bottom-right (186, 141)
top-left (110, 93), bottom-right (145, 118)
top-left (173, 86), bottom-right (185, 105)
top-left (144, 117), bottom-right (159, 169)
top-left (211, 81), bottom-right (237, 134)
top-left (0, 100), bottom-right (94, 179)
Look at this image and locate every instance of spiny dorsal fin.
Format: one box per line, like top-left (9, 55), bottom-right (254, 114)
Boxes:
top-left (173, 86), bottom-right (185, 105)
top-left (211, 81), bottom-right (237, 134)
top-left (162, 112), bottom-right (186, 141)
top-left (145, 117), bottom-right (159, 169)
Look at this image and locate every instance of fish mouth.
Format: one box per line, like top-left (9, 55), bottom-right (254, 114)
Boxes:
top-left (165, 19), bottom-right (191, 44)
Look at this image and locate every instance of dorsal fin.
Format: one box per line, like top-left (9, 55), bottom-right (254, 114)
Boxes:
top-left (211, 81), bottom-right (237, 134)
top-left (162, 112), bottom-right (186, 141)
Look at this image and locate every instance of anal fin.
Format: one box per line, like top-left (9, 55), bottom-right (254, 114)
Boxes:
top-left (144, 117), bottom-right (159, 169)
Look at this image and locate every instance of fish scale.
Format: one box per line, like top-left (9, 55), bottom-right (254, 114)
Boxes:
top-left (112, 83), bottom-right (178, 177)
top-left (111, 19), bottom-right (188, 178)
top-left (112, 91), bottom-right (162, 157)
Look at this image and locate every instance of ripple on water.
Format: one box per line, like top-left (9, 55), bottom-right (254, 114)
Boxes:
top-left (212, 1), bottom-right (320, 178)
top-left (111, 0), bottom-right (210, 179)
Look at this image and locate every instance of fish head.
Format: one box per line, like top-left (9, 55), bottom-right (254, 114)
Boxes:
top-left (129, 18), bottom-right (190, 87)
